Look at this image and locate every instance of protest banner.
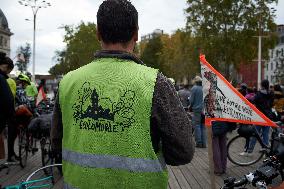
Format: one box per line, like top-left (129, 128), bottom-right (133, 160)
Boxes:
top-left (199, 54), bottom-right (276, 189)
top-left (200, 54), bottom-right (276, 127)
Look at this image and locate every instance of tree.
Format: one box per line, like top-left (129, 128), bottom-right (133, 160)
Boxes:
top-left (140, 36), bottom-right (163, 70)
top-left (49, 22), bottom-right (101, 75)
top-left (138, 30), bottom-right (200, 82)
top-left (15, 43), bottom-right (31, 72)
top-left (159, 29), bottom-right (199, 81)
top-left (186, 0), bottom-right (278, 79)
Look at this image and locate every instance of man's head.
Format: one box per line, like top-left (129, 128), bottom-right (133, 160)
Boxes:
top-left (97, 0), bottom-right (138, 52)
top-left (17, 74), bottom-right (31, 88)
top-left (0, 52), bottom-right (14, 74)
top-left (192, 76), bottom-right (202, 86)
top-left (261, 79), bottom-right (269, 91)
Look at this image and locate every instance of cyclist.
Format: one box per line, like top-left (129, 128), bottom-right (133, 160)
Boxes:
top-left (51, 0), bottom-right (194, 188)
top-left (25, 72), bottom-right (38, 103)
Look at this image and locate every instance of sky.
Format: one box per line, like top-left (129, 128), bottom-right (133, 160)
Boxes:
top-left (0, 0), bottom-right (284, 74)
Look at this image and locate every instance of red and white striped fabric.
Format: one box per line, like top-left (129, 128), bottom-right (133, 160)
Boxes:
top-left (36, 86), bottom-right (46, 106)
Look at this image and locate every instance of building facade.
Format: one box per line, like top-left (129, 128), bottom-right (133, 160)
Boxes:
top-left (141, 29), bottom-right (164, 42)
top-left (238, 61), bottom-right (265, 87)
top-left (264, 25), bottom-right (284, 85)
top-left (0, 9), bottom-right (13, 56)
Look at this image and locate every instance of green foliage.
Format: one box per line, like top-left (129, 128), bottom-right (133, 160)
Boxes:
top-left (139, 30), bottom-right (200, 82)
top-left (15, 43), bottom-right (31, 72)
top-left (140, 36), bottom-right (163, 70)
top-left (49, 22), bottom-right (101, 75)
top-left (160, 29), bottom-right (199, 80)
top-left (186, 0), bottom-right (278, 78)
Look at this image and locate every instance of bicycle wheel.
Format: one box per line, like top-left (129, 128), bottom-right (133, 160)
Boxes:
top-left (24, 164), bottom-right (63, 188)
top-left (18, 127), bottom-right (28, 168)
top-left (227, 135), bottom-right (264, 166)
top-left (40, 137), bottom-right (52, 175)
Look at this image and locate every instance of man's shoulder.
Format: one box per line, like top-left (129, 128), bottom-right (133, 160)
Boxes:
top-left (0, 74), bottom-right (5, 80)
top-left (61, 61), bottom-right (95, 82)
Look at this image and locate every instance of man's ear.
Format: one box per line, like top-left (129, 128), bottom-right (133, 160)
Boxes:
top-left (133, 29), bottom-right (138, 42)
top-left (96, 27), bottom-right (102, 41)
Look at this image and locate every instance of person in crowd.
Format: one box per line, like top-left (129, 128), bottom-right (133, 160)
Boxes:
top-left (178, 84), bottom-right (191, 109)
top-left (0, 52), bottom-right (15, 161)
top-left (51, 1), bottom-right (194, 188)
top-left (245, 87), bottom-right (256, 103)
top-left (7, 77), bottom-right (16, 99)
top-left (239, 83), bottom-right (248, 97)
top-left (238, 87), bottom-right (257, 156)
top-left (37, 79), bottom-right (47, 93)
top-left (25, 72), bottom-right (38, 100)
top-left (212, 121), bottom-right (235, 176)
top-left (246, 80), bottom-right (275, 154)
top-left (16, 74), bottom-right (32, 108)
top-left (6, 74), bottom-right (33, 162)
top-left (189, 75), bottom-right (206, 148)
top-left (270, 85), bottom-right (275, 93)
top-left (273, 84), bottom-right (284, 118)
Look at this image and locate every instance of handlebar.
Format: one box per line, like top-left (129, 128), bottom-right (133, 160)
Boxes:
top-left (221, 156), bottom-right (281, 189)
top-left (222, 177), bottom-right (248, 189)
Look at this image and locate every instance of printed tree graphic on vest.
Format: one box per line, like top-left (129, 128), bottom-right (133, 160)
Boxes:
top-left (73, 82), bottom-right (136, 132)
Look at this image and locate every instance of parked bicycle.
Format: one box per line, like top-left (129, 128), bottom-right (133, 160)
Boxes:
top-left (221, 155), bottom-right (283, 189)
top-left (222, 132), bottom-right (284, 189)
top-left (1, 164), bottom-right (62, 189)
top-left (227, 122), bottom-right (284, 166)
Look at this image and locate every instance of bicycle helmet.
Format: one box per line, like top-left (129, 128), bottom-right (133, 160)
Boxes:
top-left (26, 72), bottom-right (32, 79)
top-left (17, 74), bottom-right (31, 85)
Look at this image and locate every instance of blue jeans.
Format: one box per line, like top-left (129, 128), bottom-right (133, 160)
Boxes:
top-left (192, 112), bottom-right (206, 146)
top-left (195, 124), bottom-right (207, 146)
top-left (247, 126), bottom-right (270, 152)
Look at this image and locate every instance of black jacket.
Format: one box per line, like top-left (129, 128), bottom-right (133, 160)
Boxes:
top-left (254, 89), bottom-right (275, 120)
top-left (0, 70), bottom-right (15, 132)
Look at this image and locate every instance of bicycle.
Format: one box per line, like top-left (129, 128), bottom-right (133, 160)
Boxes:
top-left (227, 122), bottom-right (284, 166)
top-left (1, 164), bottom-right (62, 189)
top-left (17, 105), bottom-right (54, 170)
top-left (221, 145), bottom-right (284, 189)
top-left (39, 133), bottom-right (62, 175)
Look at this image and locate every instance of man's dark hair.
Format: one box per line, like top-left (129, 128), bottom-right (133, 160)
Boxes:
top-left (97, 0), bottom-right (138, 44)
top-left (274, 84), bottom-right (282, 92)
top-left (0, 52), bottom-right (14, 70)
top-left (261, 79), bottom-right (269, 91)
top-left (184, 84), bottom-right (190, 89)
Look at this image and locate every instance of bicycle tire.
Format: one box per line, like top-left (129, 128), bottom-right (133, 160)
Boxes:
top-left (18, 128), bottom-right (28, 168)
top-left (227, 135), bottom-right (264, 166)
top-left (40, 137), bottom-right (52, 175)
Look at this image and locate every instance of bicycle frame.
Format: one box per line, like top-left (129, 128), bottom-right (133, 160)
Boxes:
top-left (243, 125), bottom-right (282, 155)
top-left (4, 176), bottom-right (53, 189)
top-left (2, 164), bottom-right (62, 189)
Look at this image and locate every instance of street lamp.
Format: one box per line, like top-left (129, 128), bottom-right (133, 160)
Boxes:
top-left (18, 0), bottom-right (51, 82)
top-left (255, 5), bottom-right (276, 90)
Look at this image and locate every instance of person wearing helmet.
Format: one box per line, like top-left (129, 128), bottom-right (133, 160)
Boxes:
top-left (15, 74), bottom-right (32, 110)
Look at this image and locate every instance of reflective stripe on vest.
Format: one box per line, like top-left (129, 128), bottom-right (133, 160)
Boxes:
top-left (63, 148), bottom-right (166, 173)
top-left (64, 182), bottom-right (78, 189)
